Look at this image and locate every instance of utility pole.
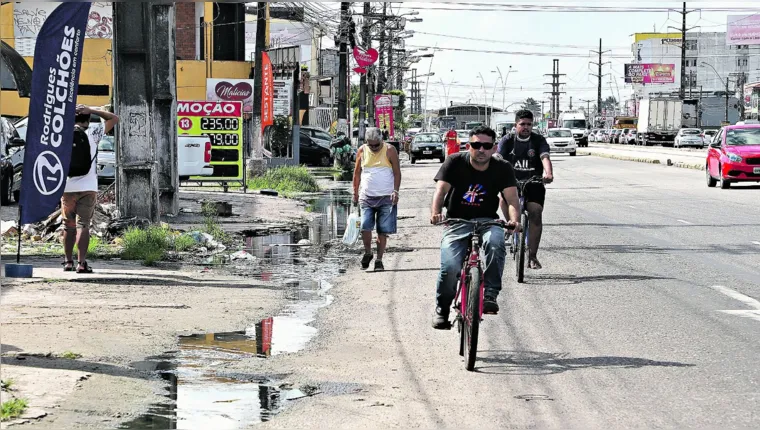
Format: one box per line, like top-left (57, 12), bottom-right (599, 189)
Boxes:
top-left (590, 38), bottom-right (610, 125)
top-left (569, 96), bottom-right (573, 110)
top-left (387, 29), bottom-right (394, 90)
top-left (248, 2), bottom-right (266, 175)
top-left (669, 2), bottom-right (698, 100)
top-left (376, 3), bottom-right (387, 94)
top-left (580, 98), bottom-right (593, 116)
top-left (544, 59), bottom-right (565, 120)
top-left (725, 77), bottom-right (730, 123)
top-left (337, 2), bottom-right (350, 134)
top-left (358, 2), bottom-right (370, 146)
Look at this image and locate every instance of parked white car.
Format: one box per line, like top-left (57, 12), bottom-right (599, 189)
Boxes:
top-left (545, 128), bottom-right (577, 156)
top-left (674, 128), bottom-right (705, 148)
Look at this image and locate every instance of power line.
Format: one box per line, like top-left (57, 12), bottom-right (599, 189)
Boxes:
top-left (394, 3), bottom-right (760, 13)
top-left (412, 31), bottom-right (631, 50)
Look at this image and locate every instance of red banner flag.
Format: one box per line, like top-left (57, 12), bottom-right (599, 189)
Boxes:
top-left (261, 52), bottom-right (274, 133)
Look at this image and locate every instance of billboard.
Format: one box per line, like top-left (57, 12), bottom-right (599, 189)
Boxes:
top-left (375, 95), bottom-right (394, 134)
top-left (177, 101), bottom-right (243, 181)
top-left (727, 15), bottom-right (760, 46)
top-left (206, 79), bottom-right (254, 113)
top-left (624, 64), bottom-right (675, 84)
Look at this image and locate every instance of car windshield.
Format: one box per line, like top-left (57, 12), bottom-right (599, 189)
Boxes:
top-left (98, 136), bottom-right (114, 151)
top-left (457, 131), bottom-right (469, 139)
top-left (681, 129), bottom-right (701, 135)
top-left (726, 128), bottom-right (760, 146)
top-left (414, 134), bottom-right (442, 143)
top-left (548, 130), bottom-right (572, 138)
top-left (563, 120), bottom-right (587, 129)
top-left (315, 131), bottom-right (332, 141)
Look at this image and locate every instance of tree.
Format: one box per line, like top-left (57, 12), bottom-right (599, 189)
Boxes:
top-left (350, 84), bottom-right (360, 109)
top-left (521, 98), bottom-right (541, 116)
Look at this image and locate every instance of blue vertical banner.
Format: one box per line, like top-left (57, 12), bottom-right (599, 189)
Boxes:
top-left (19, 3), bottom-right (91, 225)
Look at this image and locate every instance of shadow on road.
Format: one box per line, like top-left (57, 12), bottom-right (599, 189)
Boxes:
top-left (526, 273), bottom-right (672, 285)
top-left (543, 243), bottom-right (760, 255)
top-left (1, 355), bottom-right (154, 380)
top-left (474, 350), bottom-right (695, 375)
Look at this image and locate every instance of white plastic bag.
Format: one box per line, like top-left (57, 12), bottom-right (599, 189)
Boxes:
top-left (342, 204), bottom-right (362, 246)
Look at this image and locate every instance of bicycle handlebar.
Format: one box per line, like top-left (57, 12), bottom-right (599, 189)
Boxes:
top-left (435, 218), bottom-right (515, 230)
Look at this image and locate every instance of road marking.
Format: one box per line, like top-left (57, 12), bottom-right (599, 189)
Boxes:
top-left (711, 285), bottom-right (760, 322)
top-left (676, 219), bottom-right (692, 224)
top-left (752, 241), bottom-right (760, 246)
top-left (627, 205), bottom-right (636, 209)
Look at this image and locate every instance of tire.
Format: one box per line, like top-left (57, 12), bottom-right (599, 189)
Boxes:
top-left (439, 157), bottom-right (445, 163)
top-left (719, 166), bottom-right (731, 189)
top-left (13, 190), bottom-right (20, 203)
top-left (320, 155), bottom-right (331, 167)
top-left (706, 166), bottom-right (717, 187)
top-left (463, 266), bottom-right (481, 371)
top-left (570, 151), bottom-right (577, 157)
top-left (0, 173), bottom-right (11, 206)
top-left (410, 157), bottom-right (416, 164)
top-left (516, 212), bottom-right (528, 284)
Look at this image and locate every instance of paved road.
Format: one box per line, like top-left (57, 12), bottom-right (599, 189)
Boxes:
top-left (263, 153), bottom-right (760, 429)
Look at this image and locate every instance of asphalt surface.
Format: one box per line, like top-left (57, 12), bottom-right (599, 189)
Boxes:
top-left (260, 152), bottom-right (760, 429)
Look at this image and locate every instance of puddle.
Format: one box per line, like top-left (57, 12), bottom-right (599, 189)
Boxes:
top-left (125, 178), bottom-right (353, 428)
top-left (124, 280), bottom-right (332, 429)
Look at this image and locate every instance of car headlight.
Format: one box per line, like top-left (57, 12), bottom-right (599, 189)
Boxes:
top-left (726, 152), bottom-right (743, 163)
top-left (583, 130), bottom-right (590, 136)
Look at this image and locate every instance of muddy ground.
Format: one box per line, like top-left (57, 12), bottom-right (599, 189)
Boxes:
top-left (0, 183), bottom-right (356, 428)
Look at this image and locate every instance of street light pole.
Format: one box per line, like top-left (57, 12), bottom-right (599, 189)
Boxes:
top-left (701, 61), bottom-right (730, 123)
top-left (477, 72), bottom-right (488, 126)
top-left (422, 44), bottom-right (437, 131)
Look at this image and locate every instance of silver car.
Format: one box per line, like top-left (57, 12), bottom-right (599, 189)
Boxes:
top-left (97, 135), bottom-right (116, 183)
top-left (674, 128), bottom-right (704, 148)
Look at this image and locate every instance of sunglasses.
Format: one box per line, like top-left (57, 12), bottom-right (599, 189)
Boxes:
top-left (469, 141), bottom-right (494, 150)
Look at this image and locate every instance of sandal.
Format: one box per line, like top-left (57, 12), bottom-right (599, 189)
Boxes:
top-left (63, 261), bottom-right (75, 272)
top-left (76, 261), bottom-right (93, 274)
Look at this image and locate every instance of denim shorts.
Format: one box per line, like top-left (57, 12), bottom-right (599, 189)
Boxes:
top-left (360, 204), bottom-right (397, 235)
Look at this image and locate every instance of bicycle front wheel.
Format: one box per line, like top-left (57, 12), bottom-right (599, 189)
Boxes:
top-left (463, 267), bottom-right (481, 371)
top-left (516, 212), bottom-right (528, 283)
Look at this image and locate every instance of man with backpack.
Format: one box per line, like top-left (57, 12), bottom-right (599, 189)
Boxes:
top-left (61, 104), bottom-right (118, 273)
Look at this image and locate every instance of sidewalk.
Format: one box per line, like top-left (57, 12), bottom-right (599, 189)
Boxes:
top-left (579, 143), bottom-right (707, 170)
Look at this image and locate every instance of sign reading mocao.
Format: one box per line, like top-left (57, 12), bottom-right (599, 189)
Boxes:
top-left (624, 63), bottom-right (675, 84)
top-left (727, 15), bottom-right (760, 46)
top-left (177, 101), bottom-right (243, 181)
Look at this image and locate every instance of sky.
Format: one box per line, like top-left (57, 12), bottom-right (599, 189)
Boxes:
top-left (340, 1), bottom-right (757, 113)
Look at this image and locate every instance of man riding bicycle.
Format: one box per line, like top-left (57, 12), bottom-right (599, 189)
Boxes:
top-left (497, 110), bottom-right (554, 270)
top-left (430, 126), bottom-right (521, 329)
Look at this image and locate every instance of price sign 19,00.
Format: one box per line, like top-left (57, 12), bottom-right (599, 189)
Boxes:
top-left (177, 101), bottom-right (243, 181)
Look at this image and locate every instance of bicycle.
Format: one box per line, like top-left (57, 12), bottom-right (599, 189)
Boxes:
top-left (509, 176), bottom-right (545, 283)
top-left (436, 218), bottom-right (514, 371)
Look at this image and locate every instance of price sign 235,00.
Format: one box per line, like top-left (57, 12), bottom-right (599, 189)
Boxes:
top-left (177, 101), bottom-right (244, 181)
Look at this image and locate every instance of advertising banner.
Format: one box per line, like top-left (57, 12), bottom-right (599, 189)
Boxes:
top-left (261, 52), bottom-right (273, 132)
top-left (727, 15), bottom-right (760, 46)
top-left (375, 95), bottom-right (394, 135)
top-left (624, 63), bottom-right (675, 84)
top-left (177, 101), bottom-right (243, 181)
top-left (206, 78), bottom-right (254, 113)
top-left (20, 3), bottom-right (91, 225)
top-left (273, 80), bottom-right (291, 116)
top-left (13, 2), bottom-right (111, 56)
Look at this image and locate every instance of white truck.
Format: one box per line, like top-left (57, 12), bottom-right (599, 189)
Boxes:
top-left (558, 111), bottom-right (591, 147)
top-left (636, 98), bottom-right (698, 147)
top-left (490, 111), bottom-right (516, 136)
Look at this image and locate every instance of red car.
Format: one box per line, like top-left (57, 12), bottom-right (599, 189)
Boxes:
top-left (706, 124), bottom-right (760, 189)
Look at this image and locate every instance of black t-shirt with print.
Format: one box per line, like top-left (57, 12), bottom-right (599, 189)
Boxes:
top-left (497, 132), bottom-right (550, 180)
top-left (434, 153), bottom-right (518, 220)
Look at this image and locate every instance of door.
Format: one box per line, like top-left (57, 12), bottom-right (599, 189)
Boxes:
top-left (707, 128), bottom-right (723, 177)
top-left (299, 133), bottom-right (316, 165)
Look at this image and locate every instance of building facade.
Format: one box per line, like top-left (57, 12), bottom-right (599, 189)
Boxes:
top-left (630, 32), bottom-right (760, 100)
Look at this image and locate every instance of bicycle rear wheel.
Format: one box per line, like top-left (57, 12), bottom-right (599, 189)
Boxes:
top-left (463, 267), bottom-right (481, 371)
top-left (516, 212), bottom-right (528, 283)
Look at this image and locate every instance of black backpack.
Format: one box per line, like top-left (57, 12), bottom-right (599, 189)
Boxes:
top-left (69, 127), bottom-right (97, 177)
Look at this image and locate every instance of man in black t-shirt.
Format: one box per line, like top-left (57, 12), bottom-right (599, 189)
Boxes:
top-left (430, 126), bottom-right (521, 329)
top-left (497, 110), bottom-right (554, 270)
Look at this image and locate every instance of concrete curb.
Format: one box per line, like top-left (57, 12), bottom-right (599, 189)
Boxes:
top-left (578, 151), bottom-right (705, 171)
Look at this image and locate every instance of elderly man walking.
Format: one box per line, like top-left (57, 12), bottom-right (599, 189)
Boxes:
top-left (352, 127), bottom-right (402, 272)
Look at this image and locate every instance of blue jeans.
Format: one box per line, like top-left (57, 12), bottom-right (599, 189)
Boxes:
top-left (435, 218), bottom-right (506, 310)
top-left (360, 204), bottom-right (397, 235)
